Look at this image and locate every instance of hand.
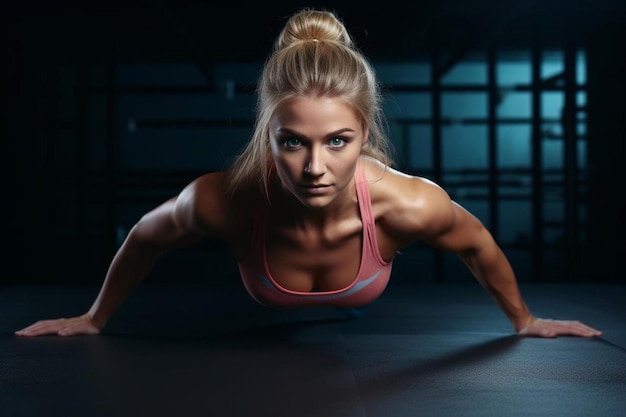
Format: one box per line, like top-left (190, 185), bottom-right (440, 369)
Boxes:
top-left (15, 315), bottom-right (101, 337)
top-left (517, 317), bottom-right (602, 338)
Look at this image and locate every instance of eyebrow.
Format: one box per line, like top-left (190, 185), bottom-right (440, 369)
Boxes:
top-left (276, 127), bottom-right (356, 137)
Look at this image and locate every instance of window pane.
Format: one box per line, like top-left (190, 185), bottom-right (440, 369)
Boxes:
top-left (442, 93), bottom-right (487, 118)
top-left (441, 58), bottom-right (487, 85)
top-left (576, 91), bottom-right (587, 122)
top-left (544, 201), bottom-right (564, 223)
top-left (497, 92), bottom-right (531, 118)
top-left (542, 138), bottom-right (563, 170)
top-left (497, 50), bottom-right (531, 86)
top-left (577, 137), bottom-right (587, 169)
top-left (576, 49), bottom-right (587, 85)
top-left (542, 50), bottom-right (564, 80)
top-left (544, 229), bottom-right (565, 245)
top-left (497, 125), bottom-right (531, 168)
top-left (541, 92), bottom-right (564, 119)
top-left (385, 93), bottom-right (431, 118)
top-left (498, 183), bottom-right (531, 199)
top-left (407, 125), bottom-right (433, 170)
top-left (498, 201), bottom-right (532, 244)
top-left (442, 125), bottom-right (488, 169)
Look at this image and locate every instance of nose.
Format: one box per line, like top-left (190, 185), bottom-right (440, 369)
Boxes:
top-left (304, 146), bottom-right (326, 177)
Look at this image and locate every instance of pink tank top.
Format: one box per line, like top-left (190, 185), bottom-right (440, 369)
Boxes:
top-left (237, 160), bottom-right (393, 308)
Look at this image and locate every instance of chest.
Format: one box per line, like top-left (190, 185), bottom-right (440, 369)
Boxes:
top-left (265, 217), bottom-right (364, 292)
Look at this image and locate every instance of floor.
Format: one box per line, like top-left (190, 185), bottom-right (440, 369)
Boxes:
top-left (2, 280), bottom-right (625, 417)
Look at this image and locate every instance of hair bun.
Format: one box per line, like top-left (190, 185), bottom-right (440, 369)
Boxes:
top-left (276, 9), bottom-right (353, 50)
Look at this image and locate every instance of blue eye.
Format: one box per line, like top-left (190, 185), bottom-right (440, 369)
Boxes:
top-left (282, 138), bottom-right (302, 149)
top-left (329, 137), bottom-right (346, 147)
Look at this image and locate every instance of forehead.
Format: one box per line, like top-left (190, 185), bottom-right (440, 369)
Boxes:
top-left (272, 96), bottom-right (362, 129)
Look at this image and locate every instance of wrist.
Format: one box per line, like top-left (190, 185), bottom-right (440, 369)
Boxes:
top-left (85, 310), bottom-right (108, 330)
top-left (512, 313), bottom-right (535, 332)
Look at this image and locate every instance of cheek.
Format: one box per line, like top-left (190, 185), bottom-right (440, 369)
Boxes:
top-left (274, 152), bottom-right (292, 167)
top-left (273, 153), bottom-right (302, 178)
top-left (332, 151), bottom-right (360, 176)
top-left (274, 152), bottom-right (306, 172)
top-left (339, 164), bottom-right (358, 182)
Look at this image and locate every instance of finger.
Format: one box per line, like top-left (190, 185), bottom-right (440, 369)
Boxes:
top-left (575, 323), bottom-right (602, 337)
top-left (551, 320), bottom-right (601, 336)
top-left (542, 320), bottom-right (602, 338)
top-left (564, 325), bottom-right (602, 337)
top-left (15, 320), bottom-right (67, 337)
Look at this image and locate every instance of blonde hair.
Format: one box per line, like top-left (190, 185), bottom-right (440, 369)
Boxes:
top-left (227, 8), bottom-right (394, 196)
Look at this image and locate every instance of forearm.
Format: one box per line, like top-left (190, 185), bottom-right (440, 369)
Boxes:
top-left (86, 237), bottom-right (164, 329)
top-left (459, 245), bottom-right (532, 331)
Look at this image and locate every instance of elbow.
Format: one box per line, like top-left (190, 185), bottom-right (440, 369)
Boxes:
top-left (457, 246), bottom-right (481, 259)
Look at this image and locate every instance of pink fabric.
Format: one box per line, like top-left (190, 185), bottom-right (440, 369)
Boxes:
top-left (237, 160), bottom-right (393, 308)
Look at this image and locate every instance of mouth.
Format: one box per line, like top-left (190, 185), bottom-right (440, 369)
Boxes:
top-left (300, 184), bottom-right (331, 194)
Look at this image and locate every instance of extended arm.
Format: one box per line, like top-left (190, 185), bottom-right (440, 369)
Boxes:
top-left (377, 170), bottom-right (603, 338)
top-left (425, 198), bottom-right (601, 338)
top-left (15, 173), bottom-right (230, 337)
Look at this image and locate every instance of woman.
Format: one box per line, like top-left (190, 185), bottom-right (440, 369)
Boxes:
top-left (15, 8), bottom-right (601, 338)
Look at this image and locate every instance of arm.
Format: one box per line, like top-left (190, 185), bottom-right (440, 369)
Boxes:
top-left (15, 172), bottom-right (231, 337)
top-left (425, 200), bottom-right (532, 330)
top-left (379, 172), bottom-right (602, 338)
top-left (427, 196), bottom-right (601, 338)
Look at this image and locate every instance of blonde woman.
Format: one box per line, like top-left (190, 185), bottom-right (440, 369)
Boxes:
top-left (16, 9), bottom-right (601, 339)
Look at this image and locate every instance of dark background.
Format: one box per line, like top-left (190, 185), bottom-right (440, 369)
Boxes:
top-left (2, 0), bottom-right (625, 287)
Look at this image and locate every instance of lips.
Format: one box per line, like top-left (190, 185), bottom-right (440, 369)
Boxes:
top-left (301, 184), bottom-right (329, 188)
top-left (300, 184), bottom-right (330, 193)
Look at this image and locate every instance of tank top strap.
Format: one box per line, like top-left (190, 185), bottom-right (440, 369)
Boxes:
top-left (355, 158), bottom-right (374, 227)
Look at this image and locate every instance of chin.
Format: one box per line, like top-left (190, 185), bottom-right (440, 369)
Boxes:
top-left (295, 194), bottom-right (335, 209)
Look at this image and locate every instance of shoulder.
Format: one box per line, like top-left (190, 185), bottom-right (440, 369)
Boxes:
top-left (360, 156), bottom-right (455, 241)
top-left (175, 171), bottom-right (257, 237)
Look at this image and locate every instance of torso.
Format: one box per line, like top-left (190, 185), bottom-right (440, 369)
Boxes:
top-left (230, 158), bottom-right (393, 308)
top-left (264, 197), bottom-right (364, 292)
top-left (233, 157), bottom-right (407, 294)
